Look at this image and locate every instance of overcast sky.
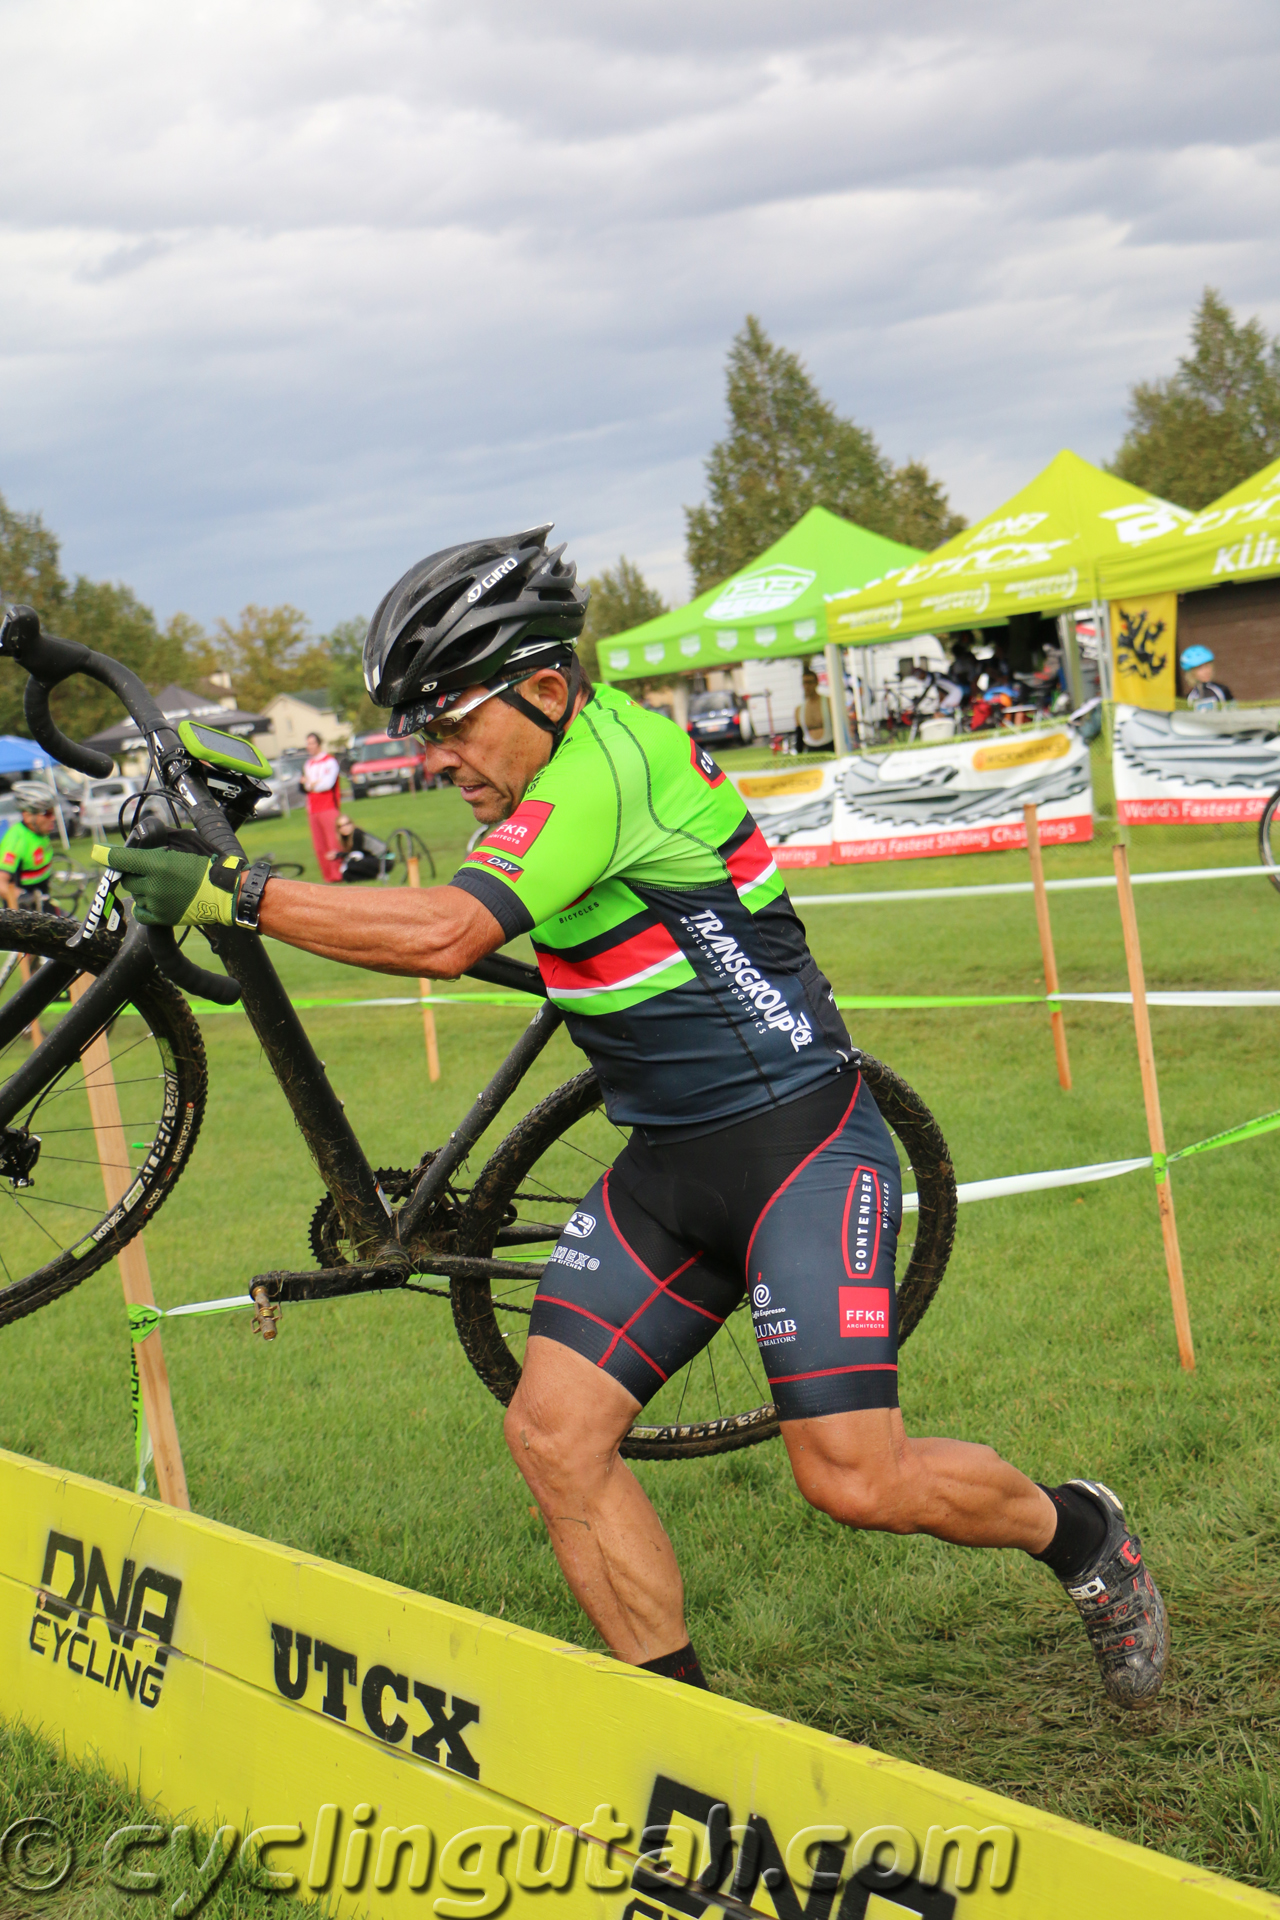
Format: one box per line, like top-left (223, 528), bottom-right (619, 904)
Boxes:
top-left (2, 0), bottom-right (1278, 633)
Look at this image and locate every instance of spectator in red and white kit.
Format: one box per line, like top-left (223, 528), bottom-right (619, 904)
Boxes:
top-left (302, 731), bottom-right (343, 883)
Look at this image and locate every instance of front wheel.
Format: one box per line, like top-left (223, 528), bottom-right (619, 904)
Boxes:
top-left (1260, 784), bottom-right (1280, 893)
top-left (0, 914), bottom-right (208, 1329)
top-left (450, 1058), bottom-right (957, 1460)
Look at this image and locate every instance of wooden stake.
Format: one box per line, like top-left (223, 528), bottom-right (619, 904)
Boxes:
top-left (405, 855), bottom-right (441, 1082)
top-left (18, 953), bottom-right (44, 1050)
top-left (1023, 803), bottom-right (1071, 1091)
top-left (69, 974), bottom-right (191, 1504)
top-left (1112, 846), bottom-right (1195, 1372)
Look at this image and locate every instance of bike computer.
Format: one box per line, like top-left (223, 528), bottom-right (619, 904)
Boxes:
top-left (176, 720), bottom-right (273, 780)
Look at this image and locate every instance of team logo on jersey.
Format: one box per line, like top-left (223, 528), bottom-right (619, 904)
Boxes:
top-left (468, 851), bottom-right (522, 877)
top-left (689, 738), bottom-right (726, 787)
top-left (838, 1286), bottom-right (889, 1337)
top-left (563, 1210), bottom-right (596, 1239)
top-left (482, 800), bottom-right (555, 855)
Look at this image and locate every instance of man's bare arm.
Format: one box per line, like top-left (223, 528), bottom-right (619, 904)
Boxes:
top-left (257, 877), bottom-right (506, 978)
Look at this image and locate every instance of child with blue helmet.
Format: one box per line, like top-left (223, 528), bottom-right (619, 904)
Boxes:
top-left (1180, 644), bottom-right (1233, 711)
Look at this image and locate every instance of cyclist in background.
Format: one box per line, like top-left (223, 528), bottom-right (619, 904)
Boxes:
top-left (100, 526), bottom-right (1169, 1713)
top-left (0, 780), bottom-right (57, 910)
top-left (1180, 644), bottom-right (1233, 711)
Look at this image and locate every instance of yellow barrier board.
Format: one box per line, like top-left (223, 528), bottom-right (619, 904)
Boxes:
top-left (1, 1448), bottom-right (1274, 1919)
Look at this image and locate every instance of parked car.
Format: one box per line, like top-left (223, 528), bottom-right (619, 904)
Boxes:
top-left (253, 759), bottom-right (306, 820)
top-left (347, 734), bottom-right (428, 799)
top-left (686, 689), bottom-right (754, 750)
top-left (76, 776), bottom-right (146, 839)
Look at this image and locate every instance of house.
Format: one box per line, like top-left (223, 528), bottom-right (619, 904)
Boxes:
top-left (261, 691), bottom-right (349, 758)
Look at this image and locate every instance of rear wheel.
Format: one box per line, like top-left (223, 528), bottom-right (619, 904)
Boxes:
top-left (451, 1057), bottom-right (957, 1460)
top-left (0, 914), bottom-right (208, 1329)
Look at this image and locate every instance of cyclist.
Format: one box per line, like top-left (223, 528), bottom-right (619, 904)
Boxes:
top-left (1180, 644), bottom-right (1234, 711)
top-left (0, 780), bottom-right (58, 910)
top-left (98, 526), bottom-right (1168, 1709)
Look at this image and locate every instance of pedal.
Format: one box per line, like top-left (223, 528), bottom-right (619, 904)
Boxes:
top-left (250, 1282), bottom-right (280, 1341)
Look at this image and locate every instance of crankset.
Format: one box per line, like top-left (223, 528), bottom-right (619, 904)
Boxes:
top-left (307, 1158), bottom-right (472, 1267)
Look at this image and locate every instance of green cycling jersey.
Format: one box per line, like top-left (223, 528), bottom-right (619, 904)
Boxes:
top-left (0, 819), bottom-right (52, 894)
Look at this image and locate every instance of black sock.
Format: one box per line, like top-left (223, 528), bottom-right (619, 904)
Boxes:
top-left (641, 1641), bottom-right (711, 1690)
top-left (1030, 1482), bottom-right (1109, 1582)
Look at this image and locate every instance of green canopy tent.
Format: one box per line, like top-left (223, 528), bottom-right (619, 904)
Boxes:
top-left (594, 506), bottom-right (922, 684)
top-left (825, 450), bottom-right (1189, 649)
top-left (1099, 455), bottom-right (1280, 600)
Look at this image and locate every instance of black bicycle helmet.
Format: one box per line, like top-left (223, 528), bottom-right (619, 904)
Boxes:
top-left (364, 525), bottom-right (590, 738)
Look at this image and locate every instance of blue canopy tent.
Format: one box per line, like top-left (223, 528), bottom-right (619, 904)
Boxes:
top-left (0, 736), bottom-right (54, 775)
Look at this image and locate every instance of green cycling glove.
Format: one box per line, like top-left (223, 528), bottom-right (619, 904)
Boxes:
top-left (92, 844), bottom-right (253, 928)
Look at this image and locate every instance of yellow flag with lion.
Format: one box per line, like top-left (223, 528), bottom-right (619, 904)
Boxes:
top-left (1109, 594), bottom-right (1177, 710)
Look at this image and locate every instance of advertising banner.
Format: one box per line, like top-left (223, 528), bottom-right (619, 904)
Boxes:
top-left (1113, 703), bottom-right (1280, 824)
top-left (2, 1449), bottom-right (1274, 1919)
top-left (829, 728), bottom-right (1093, 865)
top-left (729, 762), bottom-right (839, 868)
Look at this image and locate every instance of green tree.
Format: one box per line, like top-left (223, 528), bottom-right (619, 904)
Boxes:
top-left (578, 557), bottom-right (666, 677)
top-left (50, 580), bottom-right (175, 743)
top-left (0, 491), bottom-right (215, 741)
top-left (1110, 288), bottom-right (1280, 509)
top-left (684, 317), bottom-right (964, 592)
top-left (324, 616), bottom-right (382, 734)
top-left (210, 604), bottom-right (331, 714)
top-left (0, 494), bottom-right (64, 615)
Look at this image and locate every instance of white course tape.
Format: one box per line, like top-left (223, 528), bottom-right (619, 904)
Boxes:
top-left (794, 863), bottom-right (1270, 907)
top-left (161, 1294), bottom-right (253, 1317)
top-left (901, 1154), bottom-right (1152, 1213)
top-left (1058, 990), bottom-right (1280, 1007)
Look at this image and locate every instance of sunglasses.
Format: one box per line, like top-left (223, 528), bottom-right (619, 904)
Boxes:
top-left (417, 677), bottom-right (523, 745)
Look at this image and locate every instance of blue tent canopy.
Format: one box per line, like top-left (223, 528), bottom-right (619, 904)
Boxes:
top-left (0, 736), bottom-right (53, 775)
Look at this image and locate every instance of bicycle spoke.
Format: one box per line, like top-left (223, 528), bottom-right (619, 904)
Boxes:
top-left (7, 1195), bottom-right (64, 1246)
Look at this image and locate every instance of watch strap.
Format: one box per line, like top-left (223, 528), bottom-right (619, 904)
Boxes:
top-left (232, 858), bottom-right (273, 930)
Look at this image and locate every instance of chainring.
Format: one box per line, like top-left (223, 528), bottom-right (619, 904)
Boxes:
top-left (307, 1161), bottom-right (469, 1267)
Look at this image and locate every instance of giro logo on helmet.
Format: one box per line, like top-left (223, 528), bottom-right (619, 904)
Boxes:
top-left (467, 556), bottom-right (520, 603)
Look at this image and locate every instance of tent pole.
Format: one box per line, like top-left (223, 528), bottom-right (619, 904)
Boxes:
top-left (1058, 613), bottom-right (1083, 710)
top-left (824, 644), bottom-right (854, 757)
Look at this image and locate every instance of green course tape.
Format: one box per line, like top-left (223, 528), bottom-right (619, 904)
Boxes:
top-left (125, 1305), bottom-right (160, 1496)
top-left (1169, 1107), bottom-right (1280, 1162)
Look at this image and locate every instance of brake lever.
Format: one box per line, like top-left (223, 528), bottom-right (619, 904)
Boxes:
top-left (67, 862), bottom-right (123, 949)
top-left (69, 841), bottom-right (242, 1006)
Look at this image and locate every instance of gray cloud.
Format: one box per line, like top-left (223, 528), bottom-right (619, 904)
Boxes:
top-left (0, 0), bottom-right (1278, 629)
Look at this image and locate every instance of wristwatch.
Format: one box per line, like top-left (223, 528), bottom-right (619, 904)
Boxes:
top-left (233, 858), bottom-right (273, 930)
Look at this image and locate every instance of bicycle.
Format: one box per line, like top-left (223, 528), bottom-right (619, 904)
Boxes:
top-left (1259, 783), bottom-right (1280, 893)
top-left (0, 604), bottom-right (958, 1459)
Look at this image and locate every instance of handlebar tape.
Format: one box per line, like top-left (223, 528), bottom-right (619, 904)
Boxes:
top-left (23, 678), bottom-right (114, 778)
top-left (143, 927), bottom-right (242, 1006)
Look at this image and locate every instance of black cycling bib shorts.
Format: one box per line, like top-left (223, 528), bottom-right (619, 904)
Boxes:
top-left (528, 1071), bottom-right (903, 1423)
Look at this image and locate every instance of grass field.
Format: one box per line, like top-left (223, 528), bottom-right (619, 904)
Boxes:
top-left (3, 742), bottom-right (1280, 1896)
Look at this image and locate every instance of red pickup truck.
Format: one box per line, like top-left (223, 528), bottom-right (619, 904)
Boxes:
top-left (347, 734), bottom-right (428, 799)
